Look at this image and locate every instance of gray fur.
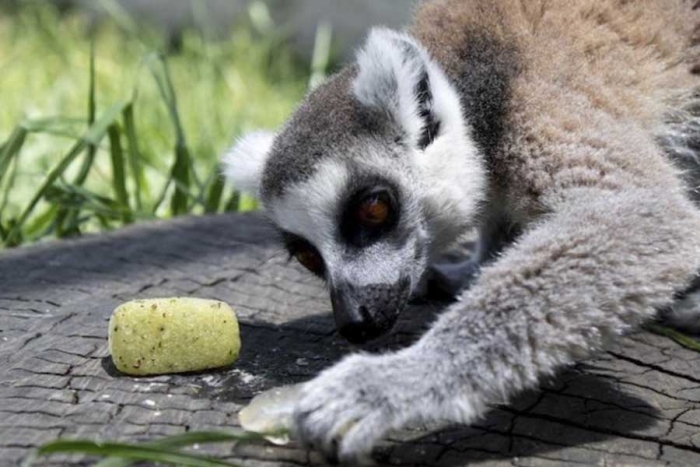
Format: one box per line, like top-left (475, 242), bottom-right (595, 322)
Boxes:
top-left (260, 68), bottom-right (395, 201)
top-left (294, 188), bottom-right (700, 464)
top-left (426, 206), bottom-right (522, 298)
top-left (659, 93), bottom-right (700, 204)
top-left (223, 0), bottom-right (700, 463)
top-left (447, 30), bottom-right (520, 165)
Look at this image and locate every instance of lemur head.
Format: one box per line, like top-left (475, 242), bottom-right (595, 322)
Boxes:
top-left (224, 28), bottom-right (486, 344)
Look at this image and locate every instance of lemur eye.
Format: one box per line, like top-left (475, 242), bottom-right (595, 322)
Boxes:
top-left (295, 246), bottom-right (323, 275)
top-left (357, 191), bottom-right (392, 228)
top-left (340, 185), bottom-right (399, 247)
top-left (282, 232), bottom-right (325, 277)
top-left (288, 241), bottom-right (324, 277)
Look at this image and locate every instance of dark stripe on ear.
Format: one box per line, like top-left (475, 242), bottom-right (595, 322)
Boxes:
top-left (416, 70), bottom-right (441, 150)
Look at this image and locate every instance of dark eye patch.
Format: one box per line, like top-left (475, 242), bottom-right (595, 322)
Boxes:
top-left (339, 184), bottom-right (400, 248)
top-left (281, 232), bottom-right (326, 278)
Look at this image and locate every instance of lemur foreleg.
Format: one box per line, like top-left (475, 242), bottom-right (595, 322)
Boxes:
top-left (293, 188), bottom-right (700, 463)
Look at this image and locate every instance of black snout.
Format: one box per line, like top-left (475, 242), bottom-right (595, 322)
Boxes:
top-left (330, 277), bottom-right (410, 344)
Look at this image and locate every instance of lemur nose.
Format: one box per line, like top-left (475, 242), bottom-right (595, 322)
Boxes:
top-left (336, 303), bottom-right (382, 344)
top-left (330, 279), bottom-right (410, 344)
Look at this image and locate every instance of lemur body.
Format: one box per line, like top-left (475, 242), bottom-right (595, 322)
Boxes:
top-left (225, 0), bottom-right (700, 462)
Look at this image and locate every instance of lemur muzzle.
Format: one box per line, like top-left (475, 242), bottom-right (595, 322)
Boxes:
top-left (330, 277), bottom-right (410, 344)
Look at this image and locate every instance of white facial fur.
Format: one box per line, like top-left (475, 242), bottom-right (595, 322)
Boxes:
top-left (269, 159), bottom-right (349, 252)
top-left (223, 130), bottom-right (275, 197)
top-left (223, 26), bottom-right (488, 291)
top-left (353, 28), bottom-right (487, 254)
top-left (417, 83), bottom-right (487, 253)
top-left (353, 28), bottom-right (429, 148)
top-left (268, 145), bottom-right (428, 290)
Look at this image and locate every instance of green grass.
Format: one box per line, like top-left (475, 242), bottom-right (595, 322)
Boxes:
top-left (22, 430), bottom-right (287, 466)
top-left (645, 322), bottom-right (700, 352)
top-left (0, 2), bottom-right (325, 248)
top-left (3, 4), bottom-right (314, 462)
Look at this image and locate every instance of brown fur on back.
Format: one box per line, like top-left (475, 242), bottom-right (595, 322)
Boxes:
top-left (412, 1), bottom-right (700, 223)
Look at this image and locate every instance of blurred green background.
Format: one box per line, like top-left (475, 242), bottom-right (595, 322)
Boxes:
top-left (0, 0), bottom-right (336, 248)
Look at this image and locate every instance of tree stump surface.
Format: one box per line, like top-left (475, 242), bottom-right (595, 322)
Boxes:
top-left (1, 213), bottom-right (700, 467)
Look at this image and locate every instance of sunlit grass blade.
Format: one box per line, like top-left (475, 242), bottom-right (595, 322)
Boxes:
top-left (58, 39), bottom-right (98, 236)
top-left (223, 191), bottom-right (240, 212)
top-left (94, 212), bottom-right (110, 229)
top-left (309, 21), bottom-right (333, 90)
top-left (645, 322), bottom-right (700, 352)
top-left (20, 116), bottom-right (86, 140)
top-left (4, 102), bottom-right (128, 246)
top-left (108, 124), bottom-right (133, 223)
top-left (2, 218), bottom-right (22, 247)
top-left (0, 129), bottom-right (25, 224)
top-left (170, 143), bottom-right (192, 215)
top-left (55, 206), bottom-right (81, 238)
top-left (74, 38), bottom-right (98, 187)
top-left (122, 104), bottom-right (145, 210)
top-left (146, 53), bottom-right (185, 147)
top-left (0, 155), bottom-right (20, 223)
top-left (0, 127), bottom-right (27, 187)
top-left (151, 178), bottom-right (172, 215)
top-left (93, 431), bottom-right (269, 467)
top-left (0, 127), bottom-right (26, 243)
top-left (147, 54), bottom-right (194, 216)
top-left (161, 54), bottom-right (202, 190)
top-left (26, 440), bottom-right (241, 467)
top-left (45, 183), bottom-right (132, 220)
top-left (238, 194), bottom-right (258, 212)
top-left (23, 206), bottom-right (59, 242)
top-left (150, 166), bottom-right (202, 217)
top-left (204, 165), bottom-right (225, 213)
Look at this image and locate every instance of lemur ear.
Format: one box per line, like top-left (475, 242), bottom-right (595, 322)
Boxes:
top-left (222, 131), bottom-right (275, 198)
top-left (353, 28), bottom-right (441, 149)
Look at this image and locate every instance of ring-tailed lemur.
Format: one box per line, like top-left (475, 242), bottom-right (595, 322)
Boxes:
top-left (224, 0), bottom-right (700, 463)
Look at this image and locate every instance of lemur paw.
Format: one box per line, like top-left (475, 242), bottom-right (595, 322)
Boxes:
top-left (293, 353), bottom-right (409, 464)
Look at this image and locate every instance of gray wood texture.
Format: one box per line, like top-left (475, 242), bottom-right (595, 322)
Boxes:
top-left (1, 213), bottom-right (700, 466)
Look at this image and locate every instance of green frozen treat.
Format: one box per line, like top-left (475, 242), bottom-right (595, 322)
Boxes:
top-left (109, 297), bottom-right (240, 376)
